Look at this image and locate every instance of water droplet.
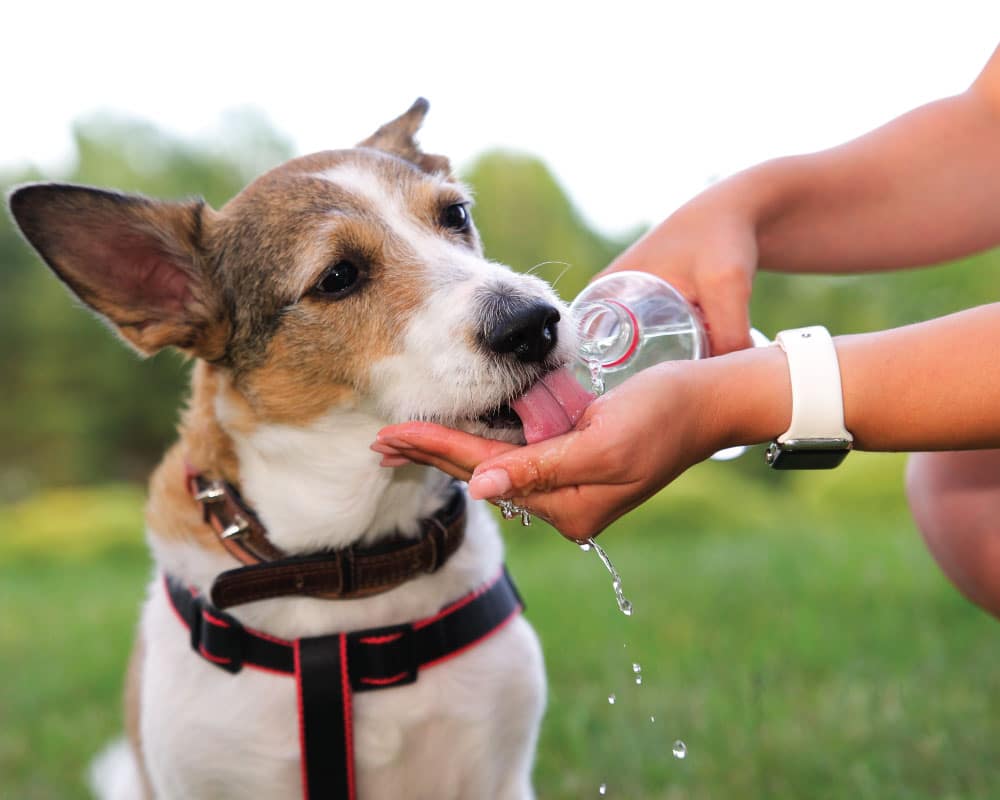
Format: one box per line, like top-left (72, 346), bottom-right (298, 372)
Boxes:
top-left (607, 693), bottom-right (616, 705)
top-left (578, 542), bottom-right (592, 552)
top-left (650, 715), bottom-right (656, 723)
top-left (635, 675), bottom-right (643, 685)
top-left (583, 538), bottom-right (634, 617)
top-left (587, 359), bottom-right (606, 395)
top-left (672, 740), bottom-right (687, 759)
top-left (598, 784), bottom-right (607, 796)
top-left (632, 663), bottom-right (641, 673)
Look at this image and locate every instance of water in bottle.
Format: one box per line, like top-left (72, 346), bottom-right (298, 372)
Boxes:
top-left (570, 271), bottom-right (709, 394)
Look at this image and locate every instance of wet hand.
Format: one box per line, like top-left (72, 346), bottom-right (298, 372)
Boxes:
top-left (372, 363), bottom-right (722, 541)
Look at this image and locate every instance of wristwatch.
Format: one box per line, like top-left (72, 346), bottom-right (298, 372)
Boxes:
top-left (765, 326), bottom-right (853, 470)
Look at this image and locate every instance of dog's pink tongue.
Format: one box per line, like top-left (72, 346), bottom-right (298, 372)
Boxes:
top-left (511, 368), bottom-right (595, 444)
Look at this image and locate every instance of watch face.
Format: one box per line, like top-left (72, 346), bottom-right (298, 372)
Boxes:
top-left (766, 443), bottom-right (851, 470)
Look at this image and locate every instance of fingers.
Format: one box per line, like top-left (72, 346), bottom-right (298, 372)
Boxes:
top-left (467, 421), bottom-right (630, 501)
top-left (698, 289), bottom-right (752, 355)
top-left (375, 421), bottom-right (602, 502)
top-left (373, 443), bottom-right (473, 481)
top-left (691, 263), bottom-right (753, 354)
top-left (373, 421), bottom-right (521, 483)
top-left (505, 480), bottom-right (646, 541)
top-left (376, 421), bottom-right (518, 468)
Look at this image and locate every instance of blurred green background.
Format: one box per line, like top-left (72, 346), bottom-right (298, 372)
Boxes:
top-left (2, 116), bottom-right (999, 799)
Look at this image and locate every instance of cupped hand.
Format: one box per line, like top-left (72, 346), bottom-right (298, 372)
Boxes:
top-left (372, 363), bottom-right (721, 541)
top-left (602, 187), bottom-right (760, 355)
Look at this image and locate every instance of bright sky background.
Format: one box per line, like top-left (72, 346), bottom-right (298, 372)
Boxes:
top-left (4, 1), bottom-right (999, 236)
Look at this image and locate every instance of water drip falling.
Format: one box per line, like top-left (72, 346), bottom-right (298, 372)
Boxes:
top-left (672, 740), bottom-right (687, 760)
top-left (598, 784), bottom-right (607, 796)
top-left (587, 358), bottom-right (606, 395)
top-left (607, 693), bottom-right (616, 705)
top-left (583, 537), bottom-right (633, 616)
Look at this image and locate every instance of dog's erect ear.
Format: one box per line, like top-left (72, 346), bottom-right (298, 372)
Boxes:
top-left (8, 183), bottom-right (228, 359)
top-left (359, 97), bottom-right (451, 175)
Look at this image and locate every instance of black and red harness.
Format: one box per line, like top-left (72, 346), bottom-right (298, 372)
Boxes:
top-left (170, 472), bottom-right (524, 800)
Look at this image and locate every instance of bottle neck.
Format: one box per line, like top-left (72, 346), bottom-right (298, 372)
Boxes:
top-left (576, 299), bottom-right (640, 368)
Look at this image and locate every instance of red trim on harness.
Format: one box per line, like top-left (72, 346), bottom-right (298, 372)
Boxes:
top-left (359, 672), bottom-right (410, 687)
top-left (198, 644), bottom-right (232, 665)
top-left (340, 634), bottom-right (356, 800)
top-left (423, 604), bottom-right (522, 671)
top-left (161, 574), bottom-right (296, 646)
top-left (246, 626), bottom-right (293, 647)
top-left (358, 632), bottom-right (403, 645)
top-left (202, 610), bottom-right (231, 628)
top-left (293, 640), bottom-right (309, 800)
top-left (245, 662), bottom-right (293, 678)
top-left (164, 578), bottom-right (190, 628)
top-left (413, 565), bottom-right (504, 630)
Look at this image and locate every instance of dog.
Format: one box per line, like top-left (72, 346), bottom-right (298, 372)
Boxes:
top-left (9, 99), bottom-right (593, 799)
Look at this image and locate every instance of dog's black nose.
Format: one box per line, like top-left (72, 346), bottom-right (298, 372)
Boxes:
top-left (485, 299), bottom-right (560, 363)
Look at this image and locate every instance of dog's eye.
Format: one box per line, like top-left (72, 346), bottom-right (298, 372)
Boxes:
top-left (314, 260), bottom-right (360, 298)
top-left (440, 202), bottom-right (470, 232)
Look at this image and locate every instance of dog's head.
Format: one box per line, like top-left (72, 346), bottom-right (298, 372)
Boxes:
top-left (8, 99), bottom-right (588, 445)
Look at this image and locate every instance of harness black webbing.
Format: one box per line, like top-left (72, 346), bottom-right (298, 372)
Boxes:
top-left (165, 567), bottom-right (524, 800)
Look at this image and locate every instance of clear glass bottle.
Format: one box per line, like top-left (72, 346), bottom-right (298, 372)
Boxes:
top-left (570, 270), bottom-right (768, 460)
top-left (571, 271), bottom-right (710, 393)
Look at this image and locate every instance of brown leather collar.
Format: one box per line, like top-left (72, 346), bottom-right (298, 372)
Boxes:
top-left (186, 469), bottom-right (467, 609)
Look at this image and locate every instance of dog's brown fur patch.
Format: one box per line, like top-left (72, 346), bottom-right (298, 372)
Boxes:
top-left (145, 363), bottom-right (243, 547)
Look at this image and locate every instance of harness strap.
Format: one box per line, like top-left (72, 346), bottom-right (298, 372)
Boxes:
top-left (165, 567), bottom-right (523, 800)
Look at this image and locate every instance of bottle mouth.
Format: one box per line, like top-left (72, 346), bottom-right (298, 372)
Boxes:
top-left (576, 299), bottom-right (640, 369)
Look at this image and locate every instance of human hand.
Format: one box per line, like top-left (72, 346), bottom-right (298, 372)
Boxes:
top-left (602, 183), bottom-right (760, 355)
top-left (372, 362), bottom-right (729, 541)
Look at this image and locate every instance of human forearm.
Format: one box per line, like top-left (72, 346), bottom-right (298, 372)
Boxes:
top-left (707, 303), bottom-right (1000, 452)
top-left (730, 46), bottom-right (1000, 274)
top-left (838, 304), bottom-right (1000, 450)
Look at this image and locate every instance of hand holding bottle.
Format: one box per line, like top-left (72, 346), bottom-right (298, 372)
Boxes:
top-left (601, 182), bottom-right (762, 356)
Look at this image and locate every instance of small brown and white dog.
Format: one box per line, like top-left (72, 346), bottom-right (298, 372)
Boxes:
top-left (9, 100), bottom-right (592, 800)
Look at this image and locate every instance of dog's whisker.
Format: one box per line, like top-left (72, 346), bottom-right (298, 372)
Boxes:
top-left (549, 263), bottom-right (574, 290)
top-left (523, 260), bottom-right (571, 277)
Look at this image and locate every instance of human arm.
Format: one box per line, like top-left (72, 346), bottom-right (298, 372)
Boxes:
top-left (609, 45), bottom-right (1000, 353)
top-left (374, 302), bottom-right (1000, 539)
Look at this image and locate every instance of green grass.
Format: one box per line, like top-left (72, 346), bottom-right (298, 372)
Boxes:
top-left (2, 455), bottom-right (999, 799)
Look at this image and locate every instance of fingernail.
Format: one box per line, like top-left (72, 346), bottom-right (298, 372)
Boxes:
top-left (380, 455), bottom-right (413, 468)
top-left (376, 435), bottom-right (413, 449)
top-left (468, 468), bottom-right (512, 500)
top-left (370, 442), bottom-right (403, 457)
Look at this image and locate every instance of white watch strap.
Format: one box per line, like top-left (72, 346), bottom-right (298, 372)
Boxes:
top-left (774, 326), bottom-right (853, 444)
